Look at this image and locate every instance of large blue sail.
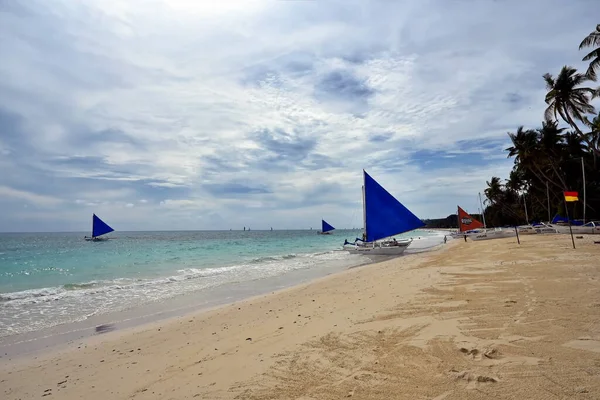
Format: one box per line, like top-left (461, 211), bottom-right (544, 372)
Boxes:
top-left (364, 170), bottom-right (424, 242)
top-left (322, 219), bottom-right (335, 233)
top-left (92, 214), bottom-right (114, 237)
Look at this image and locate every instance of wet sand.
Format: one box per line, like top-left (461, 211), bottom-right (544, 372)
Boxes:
top-left (1, 234), bottom-right (599, 399)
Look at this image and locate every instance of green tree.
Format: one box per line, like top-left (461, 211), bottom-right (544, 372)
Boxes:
top-left (543, 66), bottom-right (596, 135)
top-left (484, 177), bottom-right (503, 205)
top-left (579, 24), bottom-right (600, 81)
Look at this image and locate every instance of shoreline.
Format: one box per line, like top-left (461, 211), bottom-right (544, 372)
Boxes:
top-left (4, 234), bottom-right (596, 399)
top-left (0, 236), bottom-right (448, 361)
top-left (0, 254), bottom-right (365, 360)
top-left (0, 230), bottom-right (443, 340)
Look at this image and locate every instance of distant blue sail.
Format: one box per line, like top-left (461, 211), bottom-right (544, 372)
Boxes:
top-left (322, 219), bottom-right (335, 233)
top-left (92, 214), bottom-right (114, 237)
top-left (364, 170), bottom-right (424, 242)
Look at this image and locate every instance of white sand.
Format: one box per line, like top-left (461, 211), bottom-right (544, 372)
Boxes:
top-left (1, 234), bottom-right (599, 399)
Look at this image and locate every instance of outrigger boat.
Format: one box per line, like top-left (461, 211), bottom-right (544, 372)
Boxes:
top-left (318, 219), bottom-right (335, 235)
top-left (343, 170), bottom-right (424, 255)
top-left (84, 214), bottom-right (114, 241)
top-left (457, 206), bottom-right (515, 241)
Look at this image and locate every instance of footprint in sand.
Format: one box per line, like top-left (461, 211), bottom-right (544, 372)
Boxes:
top-left (451, 369), bottom-right (499, 389)
top-left (459, 347), bottom-right (500, 361)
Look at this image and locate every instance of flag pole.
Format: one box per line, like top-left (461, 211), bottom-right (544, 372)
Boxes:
top-left (563, 195), bottom-right (576, 250)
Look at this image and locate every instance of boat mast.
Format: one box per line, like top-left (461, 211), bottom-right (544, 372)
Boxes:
top-left (362, 183), bottom-right (366, 240)
top-left (582, 157), bottom-right (586, 224)
top-left (478, 192), bottom-right (487, 228)
top-left (456, 206), bottom-right (459, 231)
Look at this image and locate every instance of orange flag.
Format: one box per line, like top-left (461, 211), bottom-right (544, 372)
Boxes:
top-left (458, 206), bottom-right (485, 232)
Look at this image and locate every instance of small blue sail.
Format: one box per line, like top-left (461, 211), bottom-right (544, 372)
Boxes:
top-left (364, 170), bottom-right (424, 242)
top-left (322, 219), bottom-right (335, 233)
top-left (92, 214), bottom-right (114, 237)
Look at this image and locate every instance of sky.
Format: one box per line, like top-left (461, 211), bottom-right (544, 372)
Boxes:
top-left (0, 0), bottom-right (598, 232)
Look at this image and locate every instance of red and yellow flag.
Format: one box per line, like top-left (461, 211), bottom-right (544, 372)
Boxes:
top-left (564, 191), bottom-right (579, 202)
top-left (458, 206), bottom-right (484, 232)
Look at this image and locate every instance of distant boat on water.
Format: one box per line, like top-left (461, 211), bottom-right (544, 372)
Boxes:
top-left (84, 214), bottom-right (114, 241)
top-left (343, 170), bottom-right (424, 255)
top-left (318, 219), bottom-right (335, 235)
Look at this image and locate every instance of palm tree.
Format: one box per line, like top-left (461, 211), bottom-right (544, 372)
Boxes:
top-left (506, 169), bottom-right (525, 193)
top-left (543, 66), bottom-right (596, 134)
top-left (579, 24), bottom-right (600, 80)
top-left (506, 125), bottom-right (565, 190)
top-left (585, 112), bottom-right (600, 168)
top-left (484, 177), bottom-right (503, 205)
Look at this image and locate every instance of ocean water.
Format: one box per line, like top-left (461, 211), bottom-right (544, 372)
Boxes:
top-left (0, 229), bottom-right (445, 338)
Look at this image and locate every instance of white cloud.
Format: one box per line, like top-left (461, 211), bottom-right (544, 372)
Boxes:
top-left (0, 186), bottom-right (62, 207)
top-left (0, 0), bottom-right (598, 231)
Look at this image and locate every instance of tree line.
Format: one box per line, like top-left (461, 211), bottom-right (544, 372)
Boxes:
top-left (483, 24), bottom-right (600, 227)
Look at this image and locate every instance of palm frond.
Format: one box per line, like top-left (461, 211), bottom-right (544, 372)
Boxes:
top-left (542, 73), bottom-right (555, 90)
top-left (544, 105), bottom-right (556, 122)
top-left (582, 47), bottom-right (600, 62)
top-left (556, 105), bottom-right (570, 126)
top-left (583, 51), bottom-right (600, 80)
top-left (579, 24), bottom-right (600, 49)
top-left (544, 105), bottom-right (556, 121)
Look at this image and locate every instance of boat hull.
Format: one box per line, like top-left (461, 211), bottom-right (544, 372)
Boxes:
top-left (553, 225), bottom-right (600, 235)
top-left (85, 237), bottom-right (110, 241)
top-left (517, 225), bottom-right (537, 235)
top-left (343, 240), bottom-right (411, 255)
top-left (533, 224), bottom-right (558, 234)
top-left (469, 229), bottom-right (516, 241)
top-left (344, 244), bottom-right (409, 255)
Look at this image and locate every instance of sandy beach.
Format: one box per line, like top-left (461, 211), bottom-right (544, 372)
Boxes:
top-left (2, 235), bottom-right (600, 399)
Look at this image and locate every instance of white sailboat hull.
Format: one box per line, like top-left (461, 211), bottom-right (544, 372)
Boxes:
top-left (517, 225), bottom-right (537, 235)
top-left (469, 228), bottom-right (516, 241)
top-left (535, 226), bottom-right (558, 234)
top-left (344, 239), bottom-right (412, 255)
top-left (553, 223), bottom-right (600, 235)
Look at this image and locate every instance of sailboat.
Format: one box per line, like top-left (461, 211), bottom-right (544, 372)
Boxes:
top-left (318, 219), bottom-right (335, 235)
top-left (343, 170), bottom-right (424, 255)
top-left (457, 206), bottom-right (485, 235)
top-left (84, 214), bottom-right (114, 241)
top-left (457, 206), bottom-right (515, 241)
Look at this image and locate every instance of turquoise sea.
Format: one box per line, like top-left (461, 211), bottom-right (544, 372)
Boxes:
top-left (0, 229), bottom-right (445, 338)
